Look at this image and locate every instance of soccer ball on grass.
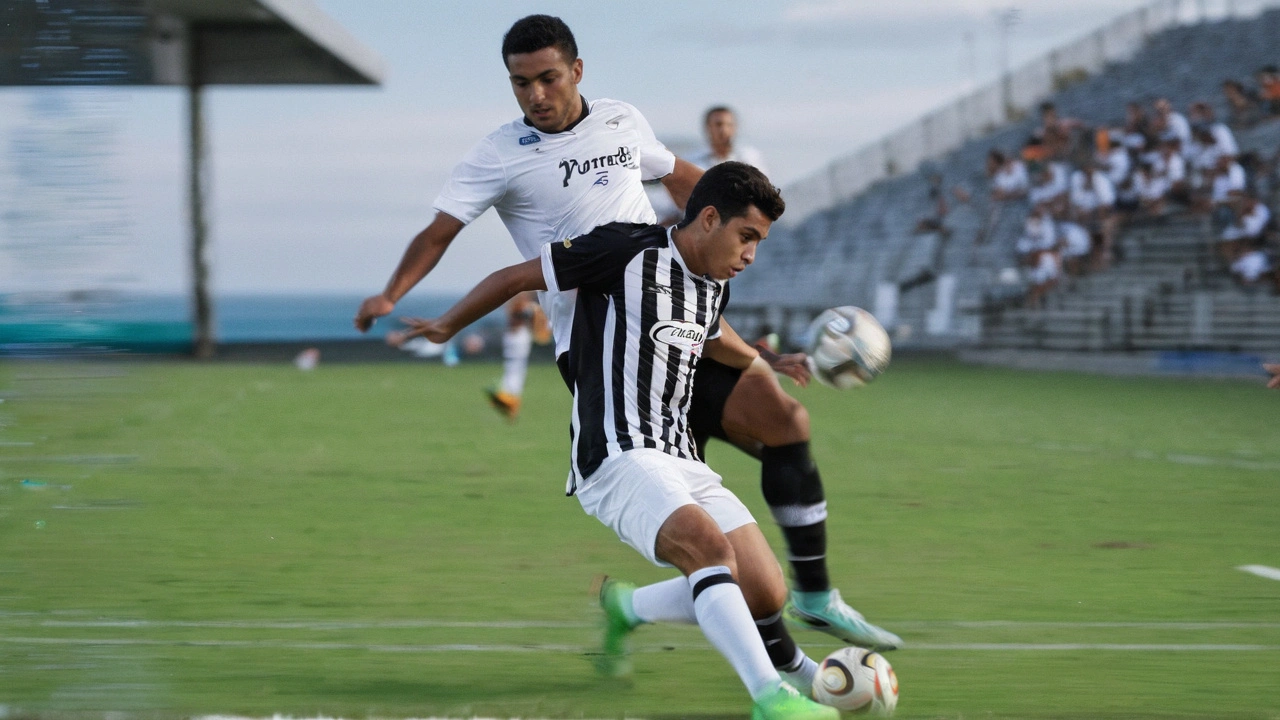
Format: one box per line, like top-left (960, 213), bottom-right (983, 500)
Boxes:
top-left (811, 646), bottom-right (899, 715)
top-left (804, 306), bottom-right (891, 389)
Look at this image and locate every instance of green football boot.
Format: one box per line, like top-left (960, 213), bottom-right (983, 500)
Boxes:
top-left (595, 576), bottom-right (641, 678)
top-left (751, 680), bottom-right (839, 720)
top-left (786, 588), bottom-right (902, 651)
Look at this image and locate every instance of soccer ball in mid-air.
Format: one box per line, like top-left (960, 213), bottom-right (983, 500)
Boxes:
top-left (811, 646), bottom-right (899, 715)
top-left (805, 306), bottom-right (891, 389)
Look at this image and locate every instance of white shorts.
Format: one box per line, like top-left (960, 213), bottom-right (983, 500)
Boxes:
top-left (575, 448), bottom-right (756, 567)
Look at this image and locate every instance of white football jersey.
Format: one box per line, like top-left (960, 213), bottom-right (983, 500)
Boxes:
top-left (433, 98), bottom-right (676, 354)
top-left (686, 144), bottom-right (769, 177)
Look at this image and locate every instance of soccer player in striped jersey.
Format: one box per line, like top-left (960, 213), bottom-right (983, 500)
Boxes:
top-left (354, 14), bottom-right (900, 652)
top-left (397, 162), bottom-right (835, 720)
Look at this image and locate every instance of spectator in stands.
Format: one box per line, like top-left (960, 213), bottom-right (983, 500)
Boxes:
top-left (1024, 246), bottom-right (1061, 309)
top-left (1121, 102), bottom-right (1151, 150)
top-left (1187, 125), bottom-right (1224, 180)
top-left (1153, 137), bottom-right (1190, 204)
top-left (1131, 160), bottom-right (1170, 217)
top-left (1016, 204), bottom-right (1056, 258)
top-left (1189, 102), bottom-right (1239, 158)
top-left (1057, 220), bottom-right (1093, 276)
top-left (988, 149), bottom-right (1029, 201)
top-left (1256, 65), bottom-right (1280, 117)
top-left (1028, 163), bottom-right (1069, 216)
top-left (914, 173), bottom-right (952, 236)
top-left (1095, 129), bottom-right (1131, 187)
top-left (1152, 98), bottom-right (1192, 152)
top-left (1033, 102), bottom-right (1080, 160)
top-left (1222, 79), bottom-right (1261, 128)
top-left (1070, 162), bottom-right (1118, 267)
top-left (1219, 193), bottom-right (1272, 263)
top-left (1199, 153), bottom-right (1248, 222)
top-left (1229, 239), bottom-right (1276, 291)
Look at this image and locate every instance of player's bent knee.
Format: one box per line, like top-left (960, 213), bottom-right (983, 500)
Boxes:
top-left (723, 377), bottom-right (810, 447)
top-left (654, 505), bottom-right (737, 576)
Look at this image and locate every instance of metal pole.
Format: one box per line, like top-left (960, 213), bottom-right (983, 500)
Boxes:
top-left (187, 32), bottom-right (214, 359)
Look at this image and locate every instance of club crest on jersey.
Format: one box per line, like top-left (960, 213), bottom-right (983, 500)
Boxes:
top-left (559, 146), bottom-right (635, 187)
top-left (649, 320), bottom-right (705, 353)
top-left (519, 133), bottom-right (541, 146)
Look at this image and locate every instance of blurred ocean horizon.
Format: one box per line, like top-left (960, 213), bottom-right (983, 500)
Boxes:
top-left (0, 292), bottom-right (481, 343)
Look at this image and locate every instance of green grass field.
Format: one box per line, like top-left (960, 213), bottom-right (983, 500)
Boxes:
top-left (1, 356), bottom-right (1277, 719)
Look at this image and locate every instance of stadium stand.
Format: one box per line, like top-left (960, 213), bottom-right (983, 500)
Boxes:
top-left (727, 8), bottom-right (1280, 358)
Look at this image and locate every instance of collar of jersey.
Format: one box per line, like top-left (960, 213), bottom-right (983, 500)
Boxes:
top-left (522, 96), bottom-right (591, 135)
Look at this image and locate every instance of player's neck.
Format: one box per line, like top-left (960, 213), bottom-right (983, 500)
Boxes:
top-left (670, 226), bottom-right (710, 279)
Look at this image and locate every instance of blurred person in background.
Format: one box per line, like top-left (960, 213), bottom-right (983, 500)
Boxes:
top-left (489, 291), bottom-right (548, 421)
top-left (1188, 102), bottom-right (1239, 158)
top-left (688, 106), bottom-right (769, 175)
top-left (1222, 79), bottom-right (1260, 128)
top-left (1152, 98), bottom-right (1192, 152)
top-left (1069, 162), bottom-right (1117, 268)
top-left (1094, 129), bottom-right (1131, 187)
top-left (1131, 160), bottom-right (1170, 217)
top-left (988, 149), bottom-right (1029, 201)
top-left (1256, 65), bottom-right (1280, 117)
top-left (1121, 101), bottom-right (1151, 149)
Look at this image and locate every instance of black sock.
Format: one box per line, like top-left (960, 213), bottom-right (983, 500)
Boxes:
top-left (782, 522), bottom-right (829, 593)
top-left (761, 442), bottom-right (831, 593)
top-left (756, 611), bottom-right (804, 671)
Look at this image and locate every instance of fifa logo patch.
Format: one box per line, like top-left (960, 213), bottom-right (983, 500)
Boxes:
top-left (519, 133), bottom-right (541, 146)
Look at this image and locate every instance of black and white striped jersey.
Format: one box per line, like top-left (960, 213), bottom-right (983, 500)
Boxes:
top-left (539, 222), bottom-right (729, 495)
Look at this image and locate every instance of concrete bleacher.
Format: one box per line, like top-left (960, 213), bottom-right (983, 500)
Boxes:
top-left (725, 9), bottom-right (1280, 358)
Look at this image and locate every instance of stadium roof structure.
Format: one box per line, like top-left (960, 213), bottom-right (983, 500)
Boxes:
top-left (1, 0), bottom-right (386, 357)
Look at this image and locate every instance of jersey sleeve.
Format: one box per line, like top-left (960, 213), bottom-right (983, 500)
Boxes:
top-left (541, 224), bottom-right (649, 294)
top-left (432, 137), bottom-right (506, 225)
top-left (625, 103), bottom-right (676, 181)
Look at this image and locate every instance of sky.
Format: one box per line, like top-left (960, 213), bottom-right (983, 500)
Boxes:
top-left (0, 0), bottom-right (1243, 296)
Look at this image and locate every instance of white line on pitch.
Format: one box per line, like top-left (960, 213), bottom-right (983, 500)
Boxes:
top-left (4, 618), bottom-right (1279, 630)
top-left (1238, 565), bottom-right (1280, 581)
top-left (3, 637), bottom-right (1278, 652)
top-left (24, 614), bottom-right (591, 625)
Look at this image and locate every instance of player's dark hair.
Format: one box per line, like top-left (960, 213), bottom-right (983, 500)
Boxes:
top-left (502, 15), bottom-right (578, 67)
top-left (679, 161), bottom-right (784, 228)
top-left (703, 105), bottom-right (734, 125)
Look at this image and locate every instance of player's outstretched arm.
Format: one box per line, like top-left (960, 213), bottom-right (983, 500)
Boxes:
top-left (719, 318), bottom-right (811, 387)
top-left (354, 212), bottom-right (466, 332)
top-left (660, 158), bottom-right (704, 210)
top-left (394, 258), bottom-right (547, 345)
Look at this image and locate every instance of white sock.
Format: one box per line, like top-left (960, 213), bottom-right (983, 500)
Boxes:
top-left (780, 647), bottom-right (819, 695)
top-left (501, 327), bottom-right (532, 396)
top-left (688, 565), bottom-right (781, 700)
top-left (632, 576), bottom-right (697, 624)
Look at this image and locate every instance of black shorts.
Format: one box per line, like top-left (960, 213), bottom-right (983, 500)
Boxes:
top-left (688, 357), bottom-right (743, 457)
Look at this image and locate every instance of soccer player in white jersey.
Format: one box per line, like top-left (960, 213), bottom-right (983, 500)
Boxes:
top-left (353, 14), bottom-right (900, 652)
top-left (397, 162), bottom-right (836, 720)
top-left (482, 291), bottom-right (547, 421)
top-left (688, 106), bottom-right (770, 176)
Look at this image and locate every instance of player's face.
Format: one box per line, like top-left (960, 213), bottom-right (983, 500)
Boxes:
top-left (506, 47), bottom-right (584, 134)
top-left (704, 205), bottom-right (770, 280)
top-left (706, 111), bottom-right (737, 152)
